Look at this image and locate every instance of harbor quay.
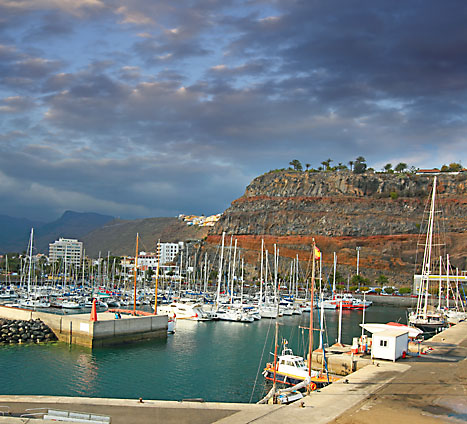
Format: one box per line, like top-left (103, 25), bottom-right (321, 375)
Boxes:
top-left (0, 306), bottom-right (168, 348)
top-left (0, 321), bottom-right (465, 423)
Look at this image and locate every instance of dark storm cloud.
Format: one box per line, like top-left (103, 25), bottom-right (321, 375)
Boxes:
top-left (0, 0), bottom-right (466, 222)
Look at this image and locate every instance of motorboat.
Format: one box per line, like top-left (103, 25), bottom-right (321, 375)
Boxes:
top-left (158, 301), bottom-right (213, 321)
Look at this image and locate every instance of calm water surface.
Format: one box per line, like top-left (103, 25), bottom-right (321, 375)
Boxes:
top-left (0, 306), bottom-right (406, 403)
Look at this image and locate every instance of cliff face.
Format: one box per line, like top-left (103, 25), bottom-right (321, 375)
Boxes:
top-left (208, 171), bottom-right (467, 282)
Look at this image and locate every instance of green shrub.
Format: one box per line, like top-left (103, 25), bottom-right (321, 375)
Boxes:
top-left (390, 191), bottom-right (399, 200)
top-left (398, 287), bottom-right (412, 294)
top-left (375, 288), bottom-right (382, 294)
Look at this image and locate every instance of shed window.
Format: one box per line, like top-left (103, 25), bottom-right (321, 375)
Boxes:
top-left (379, 339), bottom-right (388, 347)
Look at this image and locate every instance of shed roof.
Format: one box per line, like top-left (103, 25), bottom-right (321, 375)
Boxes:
top-left (373, 329), bottom-right (409, 337)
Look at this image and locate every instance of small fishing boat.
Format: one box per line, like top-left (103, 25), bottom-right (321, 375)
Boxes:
top-left (262, 341), bottom-right (340, 388)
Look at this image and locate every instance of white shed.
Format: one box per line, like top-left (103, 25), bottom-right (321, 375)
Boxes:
top-left (371, 329), bottom-right (409, 362)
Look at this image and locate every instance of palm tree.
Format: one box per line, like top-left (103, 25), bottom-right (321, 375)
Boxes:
top-left (305, 163), bottom-right (311, 171)
top-left (289, 159), bottom-right (303, 171)
top-left (353, 156), bottom-right (367, 174)
top-left (395, 162), bottom-right (407, 173)
top-left (348, 160), bottom-right (354, 171)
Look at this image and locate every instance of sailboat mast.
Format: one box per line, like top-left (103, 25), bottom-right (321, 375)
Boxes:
top-left (231, 239), bottom-right (237, 305)
top-left (332, 252), bottom-right (337, 294)
top-left (446, 254), bottom-right (450, 309)
top-left (308, 240), bottom-right (316, 377)
top-left (216, 232), bottom-right (225, 311)
top-left (27, 228), bottom-right (34, 296)
top-left (272, 251), bottom-right (282, 397)
top-left (438, 256), bottom-right (443, 310)
top-left (154, 240), bottom-right (160, 315)
top-left (133, 233), bottom-right (139, 315)
top-left (204, 252), bottom-right (208, 293)
top-left (259, 239), bottom-right (264, 309)
top-left (423, 177), bottom-right (437, 318)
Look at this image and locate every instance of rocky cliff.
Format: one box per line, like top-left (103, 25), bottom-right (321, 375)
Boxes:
top-left (207, 171), bottom-right (467, 283)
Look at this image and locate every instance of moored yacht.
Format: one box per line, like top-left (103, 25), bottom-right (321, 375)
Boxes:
top-left (158, 301), bottom-right (213, 321)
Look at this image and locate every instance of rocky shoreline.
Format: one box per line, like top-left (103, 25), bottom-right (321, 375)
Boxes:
top-left (0, 318), bottom-right (57, 345)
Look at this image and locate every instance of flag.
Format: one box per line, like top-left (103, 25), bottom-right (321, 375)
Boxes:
top-left (314, 246), bottom-right (321, 260)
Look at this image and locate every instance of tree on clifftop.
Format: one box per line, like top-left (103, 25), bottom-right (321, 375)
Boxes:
top-left (353, 156), bottom-right (367, 174)
top-left (289, 159), bottom-right (303, 171)
top-left (441, 162), bottom-right (462, 172)
top-left (321, 158), bottom-right (333, 171)
top-left (395, 162), bottom-right (407, 173)
top-left (383, 163), bottom-right (393, 173)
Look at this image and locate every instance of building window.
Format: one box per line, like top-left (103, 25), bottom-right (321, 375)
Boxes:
top-left (379, 340), bottom-right (388, 347)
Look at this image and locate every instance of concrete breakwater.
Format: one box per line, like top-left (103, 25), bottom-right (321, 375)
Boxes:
top-left (0, 306), bottom-right (168, 348)
top-left (0, 318), bottom-right (57, 345)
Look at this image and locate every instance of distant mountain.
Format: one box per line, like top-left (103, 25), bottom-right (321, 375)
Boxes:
top-left (81, 217), bottom-right (208, 257)
top-left (0, 215), bottom-right (44, 253)
top-left (34, 211), bottom-right (116, 253)
top-left (0, 211), bottom-right (208, 257)
top-left (0, 211), bottom-right (115, 254)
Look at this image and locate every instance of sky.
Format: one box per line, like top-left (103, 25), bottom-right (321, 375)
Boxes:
top-left (1, 0), bottom-right (466, 222)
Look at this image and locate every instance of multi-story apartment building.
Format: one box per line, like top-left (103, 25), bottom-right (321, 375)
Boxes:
top-left (157, 242), bottom-right (184, 265)
top-left (49, 238), bottom-right (83, 266)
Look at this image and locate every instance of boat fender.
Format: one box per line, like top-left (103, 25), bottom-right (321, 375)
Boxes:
top-left (402, 351), bottom-right (407, 359)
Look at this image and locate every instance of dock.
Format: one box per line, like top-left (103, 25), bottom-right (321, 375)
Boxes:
top-left (0, 321), bottom-right (465, 423)
top-left (0, 306), bottom-right (168, 348)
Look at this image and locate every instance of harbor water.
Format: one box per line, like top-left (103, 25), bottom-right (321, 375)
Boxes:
top-left (0, 306), bottom-right (406, 403)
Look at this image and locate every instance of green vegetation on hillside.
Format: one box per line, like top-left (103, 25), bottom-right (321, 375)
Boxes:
top-left (268, 157), bottom-right (464, 176)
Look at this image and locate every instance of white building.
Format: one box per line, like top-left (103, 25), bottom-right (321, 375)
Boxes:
top-left (157, 242), bottom-right (183, 265)
top-left (371, 329), bottom-right (409, 362)
top-left (138, 252), bottom-right (159, 270)
top-left (49, 238), bottom-right (83, 266)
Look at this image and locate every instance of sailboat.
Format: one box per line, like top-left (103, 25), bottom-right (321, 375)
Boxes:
top-left (19, 228), bottom-right (50, 309)
top-left (408, 177), bottom-right (446, 333)
top-left (259, 241), bottom-right (339, 404)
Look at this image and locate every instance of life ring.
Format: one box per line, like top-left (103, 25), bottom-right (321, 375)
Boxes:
top-left (309, 382), bottom-right (317, 392)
